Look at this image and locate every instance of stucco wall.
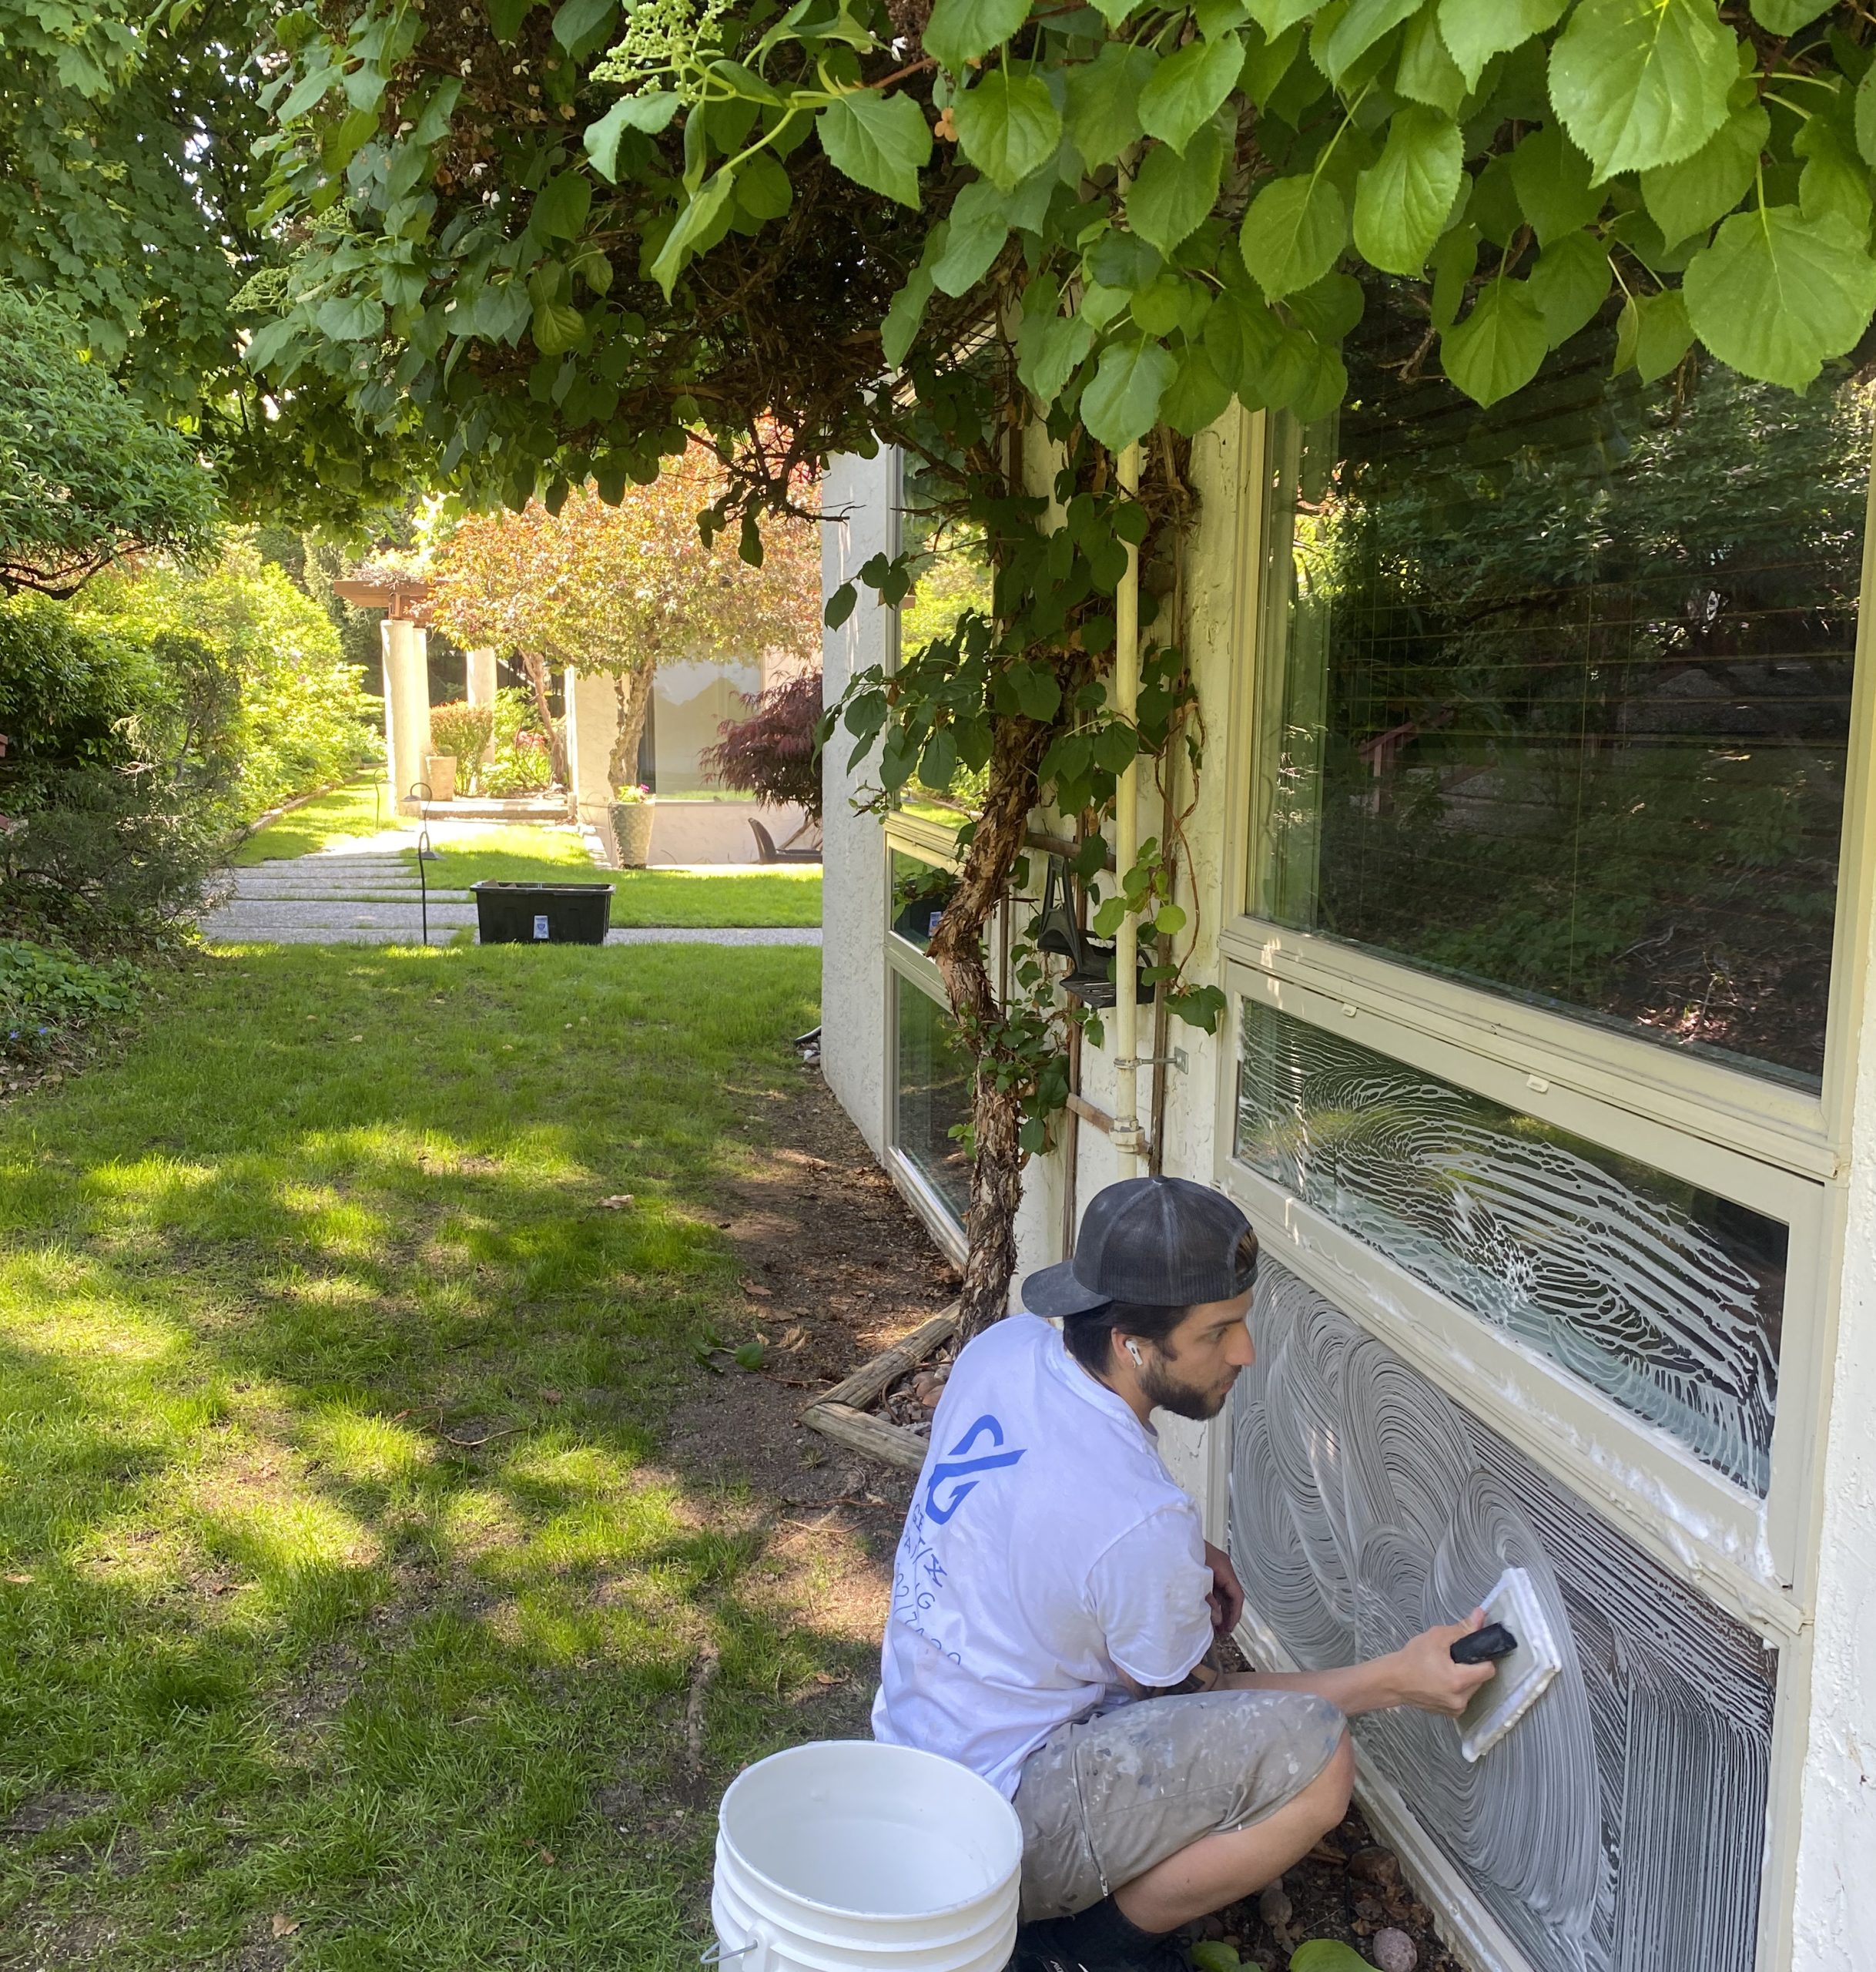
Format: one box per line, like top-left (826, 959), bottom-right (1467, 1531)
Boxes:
top-left (819, 451), bottom-right (895, 1157)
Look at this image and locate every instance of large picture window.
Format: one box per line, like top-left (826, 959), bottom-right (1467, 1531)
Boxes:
top-left (1234, 999), bottom-right (1784, 1493)
top-left (893, 974), bottom-right (972, 1226)
top-left (1251, 283), bottom-right (1871, 1088)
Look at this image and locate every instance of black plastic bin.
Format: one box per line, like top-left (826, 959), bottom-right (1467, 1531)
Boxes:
top-left (472, 881), bottom-right (615, 945)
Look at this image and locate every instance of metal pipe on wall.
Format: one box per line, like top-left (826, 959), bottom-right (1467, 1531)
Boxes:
top-left (1111, 441), bottom-right (1144, 1175)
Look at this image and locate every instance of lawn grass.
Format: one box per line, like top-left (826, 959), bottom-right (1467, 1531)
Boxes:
top-left (234, 781), bottom-right (394, 864)
top-left (0, 941), bottom-right (857, 1970)
top-left (415, 831), bottom-right (823, 927)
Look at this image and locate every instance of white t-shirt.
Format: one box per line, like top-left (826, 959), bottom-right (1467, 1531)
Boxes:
top-left (871, 1313), bottom-right (1216, 1797)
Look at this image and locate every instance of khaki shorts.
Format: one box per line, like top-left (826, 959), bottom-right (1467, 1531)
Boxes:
top-left (1010, 1689), bottom-right (1346, 1922)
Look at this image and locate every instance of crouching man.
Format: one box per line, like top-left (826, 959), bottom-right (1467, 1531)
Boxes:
top-left (872, 1175), bottom-right (1495, 1972)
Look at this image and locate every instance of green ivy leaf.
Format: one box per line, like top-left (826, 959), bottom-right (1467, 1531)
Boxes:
top-left (819, 88), bottom-right (933, 206)
top-left (882, 260), bottom-right (936, 368)
top-left (488, 0), bottom-right (539, 42)
top-left (1248, 0), bottom-right (1321, 30)
top-left (1018, 310), bottom-right (1097, 401)
top-left (585, 93), bottom-right (682, 180)
top-left (1290, 1944), bottom-right (1374, 1972)
top-left (1064, 41), bottom-right (1154, 166)
top-left (1508, 124), bottom-right (1604, 244)
top-left (1435, 0), bottom-right (1563, 91)
top-left (1317, 0), bottom-right (1420, 83)
top-left (953, 71), bottom-right (1061, 189)
top-left (923, 0), bottom-right (1032, 72)
top-left (648, 169), bottom-right (736, 294)
top-left (1395, 6), bottom-right (1465, 114)
top-left (1240, 173), bottom-right (1348, 298)
top-left (1189, 1942), bottom-right (1242, 1972)
top-left (1797, 114), bottom-right (1874, 236)
top-left (1127, 125), bottom-right (1228, 256)
top-left (1548, 0), bottom-right (1735, 180)
top-left (1354, 105), bottom-right (1461, 275)
top-left (1080, 337), bottom-right (1177, 449)
top-left (1747, 0), bottom-right (1831, 29)
top-left (1429, 220), bottom-right (1478, 326)
top-left (1526, 229), bottom-right (1611, 344)
top-left (1159, 342), bottom-right (1232, 432)
top-left (534, 171), bottom-right (592, 240)
top-left (1858, 64), bottom-right (1876, 170)
top-left (1640, 102), bottom-right (1767, 247)
top-left (1683, 205), bottom-right (1876, 389)
top-left (530, 298), bottom-right (585, 353)
top-left (1201, 288), bottom-right (1285, 397)
top-left (1441, 278), bottom-right (1548, 404)
top-left (551, 0), bottom-right (615, 52)
top-left (733, 150), bottom-right (794, 221)
top-left (1138, 34), bottom-right (1244, 154)
top-left (276, 61), bottom-right (340, 122)
top-left (1632, 287), bottom-right (1693, 381)
top-left (933, 179), bottom-right (1013, 293)
top-left (1242, 20), bottom-right (1303, 106)
top-left (824, 582), bottom-right (858, 629)
top-left (315, 292), bottom-right (384, 341)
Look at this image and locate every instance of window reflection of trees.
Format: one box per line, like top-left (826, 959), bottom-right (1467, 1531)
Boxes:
top-left (1263, 281), bottom-right (1873, 1086)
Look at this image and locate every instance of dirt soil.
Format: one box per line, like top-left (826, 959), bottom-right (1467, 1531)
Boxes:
top-left (665, 1062), bottom-right (1465, 1972)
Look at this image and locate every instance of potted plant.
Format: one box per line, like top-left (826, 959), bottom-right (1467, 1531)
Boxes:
top-left (611, 783), bottom-right (655, 867)
top-left (423, 753), bottom-right (457, 802)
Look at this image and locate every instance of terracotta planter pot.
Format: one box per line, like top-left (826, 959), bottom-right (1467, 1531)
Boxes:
top-left (424, 753), bottom-right (457, 800)
top-left (611, 800), bottom-right (655, 867)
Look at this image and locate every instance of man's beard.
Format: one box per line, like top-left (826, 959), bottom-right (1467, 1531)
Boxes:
top-left (1140, 1358), bottom-right (1238, 1422)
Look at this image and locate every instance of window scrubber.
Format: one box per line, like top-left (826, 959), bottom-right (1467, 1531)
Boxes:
top-left (1452, 1565), bottom-right (1563, 1762)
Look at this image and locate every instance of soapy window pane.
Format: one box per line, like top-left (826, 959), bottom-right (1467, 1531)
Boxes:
top-left (1252, 281), bottom-right (1870, 1087)
top-left (896, 981), bottom-right (972, 1224)
top-left (1233, 1000), bottom-right (1784, 1493)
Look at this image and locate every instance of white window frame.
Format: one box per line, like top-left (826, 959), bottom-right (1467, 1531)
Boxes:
top-left (884, 820), bottom-right (970, 1266)
top-left (1210, 401), bottom-right (1876, 1972)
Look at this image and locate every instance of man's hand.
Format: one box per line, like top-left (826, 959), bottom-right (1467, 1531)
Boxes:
top-left (1386, 1610), bottom-right (1498, 1715)
top-left (1203, 1541), bottom-right (1245, 1635)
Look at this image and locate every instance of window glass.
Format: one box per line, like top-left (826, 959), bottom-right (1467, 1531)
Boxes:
top-left (891, 849), bottom-right (958, 954)
top-left (896, 980), bottom-right (973, 1225)
top-left (1252, 283), bottom-right (1871, 1087)
top-left (1233, 999), bottom-right (1784, 1493)
top-left (897, 450), bottom-right (993, 827)
top-left (648, 658), bottom-right (762, 794)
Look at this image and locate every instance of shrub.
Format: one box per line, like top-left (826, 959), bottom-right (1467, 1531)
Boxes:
top-left (0, 598), bottom-right (228, 954)
top-left (702, 672), bottom-right (823, 821)
top-left (428, 702), bottom-right (494, 793)
top-left (481, 688), bottom-right (555, 795)
top-left (75, 542), bottom-right (380, 820)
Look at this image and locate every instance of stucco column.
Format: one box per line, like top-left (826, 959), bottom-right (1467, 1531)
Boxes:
top-left (563, 666), bottom-right (621, 857)
top-left (381, 616), bottom-right (433, 815)
top-left (464, 646), bottom-right (498, 709)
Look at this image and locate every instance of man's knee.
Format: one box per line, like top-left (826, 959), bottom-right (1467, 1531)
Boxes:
top-left (1300, 1729), bottom-right (1355, 1830)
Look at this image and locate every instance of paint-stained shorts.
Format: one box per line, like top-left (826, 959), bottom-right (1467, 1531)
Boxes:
top-left (1010, 1689), bottom-right (1347, 1922)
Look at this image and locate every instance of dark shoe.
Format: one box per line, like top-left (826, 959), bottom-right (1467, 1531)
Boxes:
top-left (1010, 1899), bottom-right (1191, 1972)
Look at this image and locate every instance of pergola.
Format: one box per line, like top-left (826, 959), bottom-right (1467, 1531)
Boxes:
top-left (332, 575), bottom-right (497, 817)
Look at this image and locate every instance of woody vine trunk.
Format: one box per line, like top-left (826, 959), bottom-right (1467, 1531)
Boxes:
top-left (927, 710), bottom-right (1057, 1343)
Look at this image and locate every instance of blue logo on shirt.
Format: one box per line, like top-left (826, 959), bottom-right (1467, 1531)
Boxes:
top-left (923, 1414), bottom-right (1026, 1524)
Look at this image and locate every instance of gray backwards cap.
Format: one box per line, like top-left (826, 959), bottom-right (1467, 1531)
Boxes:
top-left (1021, 1175), bottom-right (1257, 1319)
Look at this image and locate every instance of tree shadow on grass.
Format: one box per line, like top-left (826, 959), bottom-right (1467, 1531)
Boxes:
top-left (0, 941), bottom-right (879, 1972)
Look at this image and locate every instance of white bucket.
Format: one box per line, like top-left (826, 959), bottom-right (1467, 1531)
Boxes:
top-left (708, 1740), bottom-right (1023, 1972)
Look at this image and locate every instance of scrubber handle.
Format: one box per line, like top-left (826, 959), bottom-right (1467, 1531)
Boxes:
top-left (1451, 1622), bottom-right (1518, 1665)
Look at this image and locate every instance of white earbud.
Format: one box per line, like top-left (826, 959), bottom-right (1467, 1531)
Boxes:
top-left (1126, 1340), bottom-right (1144, 1367)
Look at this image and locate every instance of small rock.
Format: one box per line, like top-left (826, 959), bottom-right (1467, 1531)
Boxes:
top-left (597, 1193), bottom-right (635, 1210)
top-left (1371, 1927), bottom-right (1417, 1972)
top-left (1348, 1845), bottom-right (1402, 1888)
top-left (1258, 1880), bottom-right (1292, 1930)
